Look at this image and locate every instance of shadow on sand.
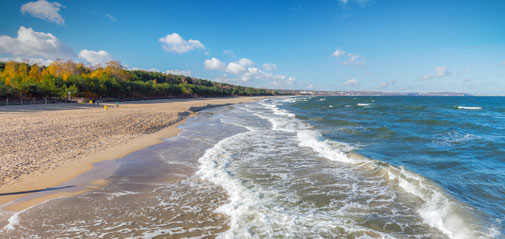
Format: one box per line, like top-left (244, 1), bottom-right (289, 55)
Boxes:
top-left (0, 186), bottom-right (75, 196)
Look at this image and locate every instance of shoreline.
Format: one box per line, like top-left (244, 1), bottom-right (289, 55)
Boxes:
top-left (0, 96), bottom-right (266, 213)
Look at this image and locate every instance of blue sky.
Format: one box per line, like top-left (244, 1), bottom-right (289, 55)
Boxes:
top-left (1, 0), bottom-right (505, 94)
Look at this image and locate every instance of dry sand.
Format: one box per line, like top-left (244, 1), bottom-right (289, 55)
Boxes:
top-left (0, 97), bottom-right (263, 210)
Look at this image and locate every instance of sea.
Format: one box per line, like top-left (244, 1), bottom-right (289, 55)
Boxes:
top-left (1, 96), bottom-right (504, 238)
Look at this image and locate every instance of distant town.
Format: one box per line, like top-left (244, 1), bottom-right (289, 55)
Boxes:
top-left (280, 90), bottom-right (473, 97)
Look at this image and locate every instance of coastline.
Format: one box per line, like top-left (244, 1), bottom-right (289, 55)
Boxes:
top-left (0, 96), bottom-right (266, 212)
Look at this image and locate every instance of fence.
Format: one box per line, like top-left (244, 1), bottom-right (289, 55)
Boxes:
top-left (0, 97), bottom-right (76, 106)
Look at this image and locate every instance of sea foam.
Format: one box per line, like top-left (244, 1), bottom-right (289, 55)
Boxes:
top-left (457, 106), bottom-right (482, 110)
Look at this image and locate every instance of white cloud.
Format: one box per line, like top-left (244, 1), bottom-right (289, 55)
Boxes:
top-left (226, 58), bottom-right (254, 75)
top-left (332, 49), bottom-right (346, 57)
top-left (307, 84), bottom-right (314, 89)
top-left (435, 66), bottom-right (450, 77)
top-left (130, 67), bottom-right (160, 72)
top-left (0, 57), bottom-right (52, 66)
top-left (205, 57), bottom-right (295, 87)
top-left (339, 0), bottom-right (375, 7)
top-left (204, 57), bottom-right (226, 70)
top-left (223, 49), bottom-right (236, 57)
top-left (78, 50), bottom-right (113, 65)
top-left (262, 63), bottom-right (277, 71)
top-left (500, 61), bottom-right (505, 66)
top-left (20, 0), bottom-right (64, 25)
top-left (104, 13), bottom-right (117, 22)
top-left (421, 65), bottom-right (451, 80)
top-left (159, 33), bottom-right (205, 54)
top-left (331, 48), bottom-right (365, 66)
top-left (0, 26), bottom-right (75, 60)
top-left (166, 69), bottom-right (192, 77)
top-left (345, 79), bottom-right (360, 86)
top-left (380, 80), bottom-right (396, 88)
top-left (345, 52), bottom-right (364, 65)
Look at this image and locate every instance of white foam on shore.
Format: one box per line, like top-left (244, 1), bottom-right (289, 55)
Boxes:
top-left (381, 164), bottom-right (488, 239)
top-left (196, 131), bottom-right (287, 238)
top-left (296, 130), bottom-right (355, 164)
top-left (1, 202), bottom-right (42, 231)
top-left (457, 106), bottom-right (482, 110)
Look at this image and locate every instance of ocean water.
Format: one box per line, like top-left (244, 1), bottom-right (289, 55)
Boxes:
top-left (194, 96), bottom-right (505, 238)
top-left (1, 96), bottom-right (504, 238)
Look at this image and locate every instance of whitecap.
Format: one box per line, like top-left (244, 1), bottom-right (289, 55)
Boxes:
top-left (457, 106), bottom-right (482, 110)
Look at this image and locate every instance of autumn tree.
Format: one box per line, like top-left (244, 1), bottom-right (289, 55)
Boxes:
top-left (28, 65), bottom-right (41, 82)
top-left (47, 59), bottom-right (79, 80)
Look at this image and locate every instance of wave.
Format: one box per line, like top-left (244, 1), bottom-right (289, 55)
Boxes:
top-left (457, 106), bottom-right (482, 110)
top-left (262, 99), bottom-right (493, 238)
top-left (357, 103), bottom-right (370, 106)
top-left (195, 98), bottom-right (496, 238)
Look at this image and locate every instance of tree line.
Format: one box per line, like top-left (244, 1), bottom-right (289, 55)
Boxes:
top-left (0, 60), bottom-right (283, 99)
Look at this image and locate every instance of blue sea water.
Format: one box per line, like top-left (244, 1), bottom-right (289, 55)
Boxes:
top-left (279, 96), bottom-right (505, 236)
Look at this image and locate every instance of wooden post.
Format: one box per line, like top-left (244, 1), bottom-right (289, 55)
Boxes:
top-left (20, 97), bottom-right (23, 105)
top-left (33, 97), bottom-right (35, 104)
top-left (6, 98), bottom-right (8, 106)
top-left (45, 97), bottom-right (47, 104)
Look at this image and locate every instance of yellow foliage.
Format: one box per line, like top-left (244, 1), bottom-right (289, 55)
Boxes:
top-left (104, 61), bottom-right (130, 81)
top-left (3, 61), bottom-right (18, 78)
top-left (29, 65), bottom-right (41, 82)
top-left (18, 63), bottom-right (28, 76)
top-left (47, 59), bottom-right (78, 80)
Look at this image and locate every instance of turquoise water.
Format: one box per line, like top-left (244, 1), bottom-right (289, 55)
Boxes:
top-left (280, 96), bottom-right (505, 236)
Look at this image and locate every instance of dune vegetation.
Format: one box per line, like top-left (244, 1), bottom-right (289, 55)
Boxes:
top-left (0, 60), bottom-right (280, 99)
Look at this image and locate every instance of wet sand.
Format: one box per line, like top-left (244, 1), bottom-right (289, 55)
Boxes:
top-left (0, 97), bottom-right (264, 212)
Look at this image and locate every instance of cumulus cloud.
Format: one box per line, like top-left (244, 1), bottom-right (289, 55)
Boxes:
top-left (206, 57), bottom-right (295, 87)
top-left (262, 63), bottom-right (277, 71)
top-left (21, 0), bottom-right (64, 25)
top-left (345, 79), bottom-right (360, 86)
top-left (331, 48), bottom-right (365, 66)
top-left (0, 26), bottom-right (75, 60)
top-left (166, 69), bottom-right (192, 77)
top-left (204, 57), bottom-right (226, 70)
top-left (226, 58), bottom-right (254, 75)
top-left (159, 33), bottom-right (205, 54)
top-left (78, 50), bottom-right (113, 65)
top-left (421, 66), bottom-right (451, 80)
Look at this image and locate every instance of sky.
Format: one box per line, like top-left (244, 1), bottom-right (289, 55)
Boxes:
top-left (1, 0), bottom-right (505, 95)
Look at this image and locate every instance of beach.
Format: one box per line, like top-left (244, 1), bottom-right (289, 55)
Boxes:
top-left (0, 97), bottom-right (263, 211)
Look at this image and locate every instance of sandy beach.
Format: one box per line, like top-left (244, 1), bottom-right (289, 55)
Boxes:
top-left (0, 96), bottom-right (263, 211)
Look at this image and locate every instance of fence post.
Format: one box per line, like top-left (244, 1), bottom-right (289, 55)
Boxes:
top-left (21, 97), bottom-right (23, 105)
top-left (45, 97), bottom-right (47, 104)
top-left (33, 97), bottom-right (35, 104)
top-left (6, 98), bottom-right (8, 106)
